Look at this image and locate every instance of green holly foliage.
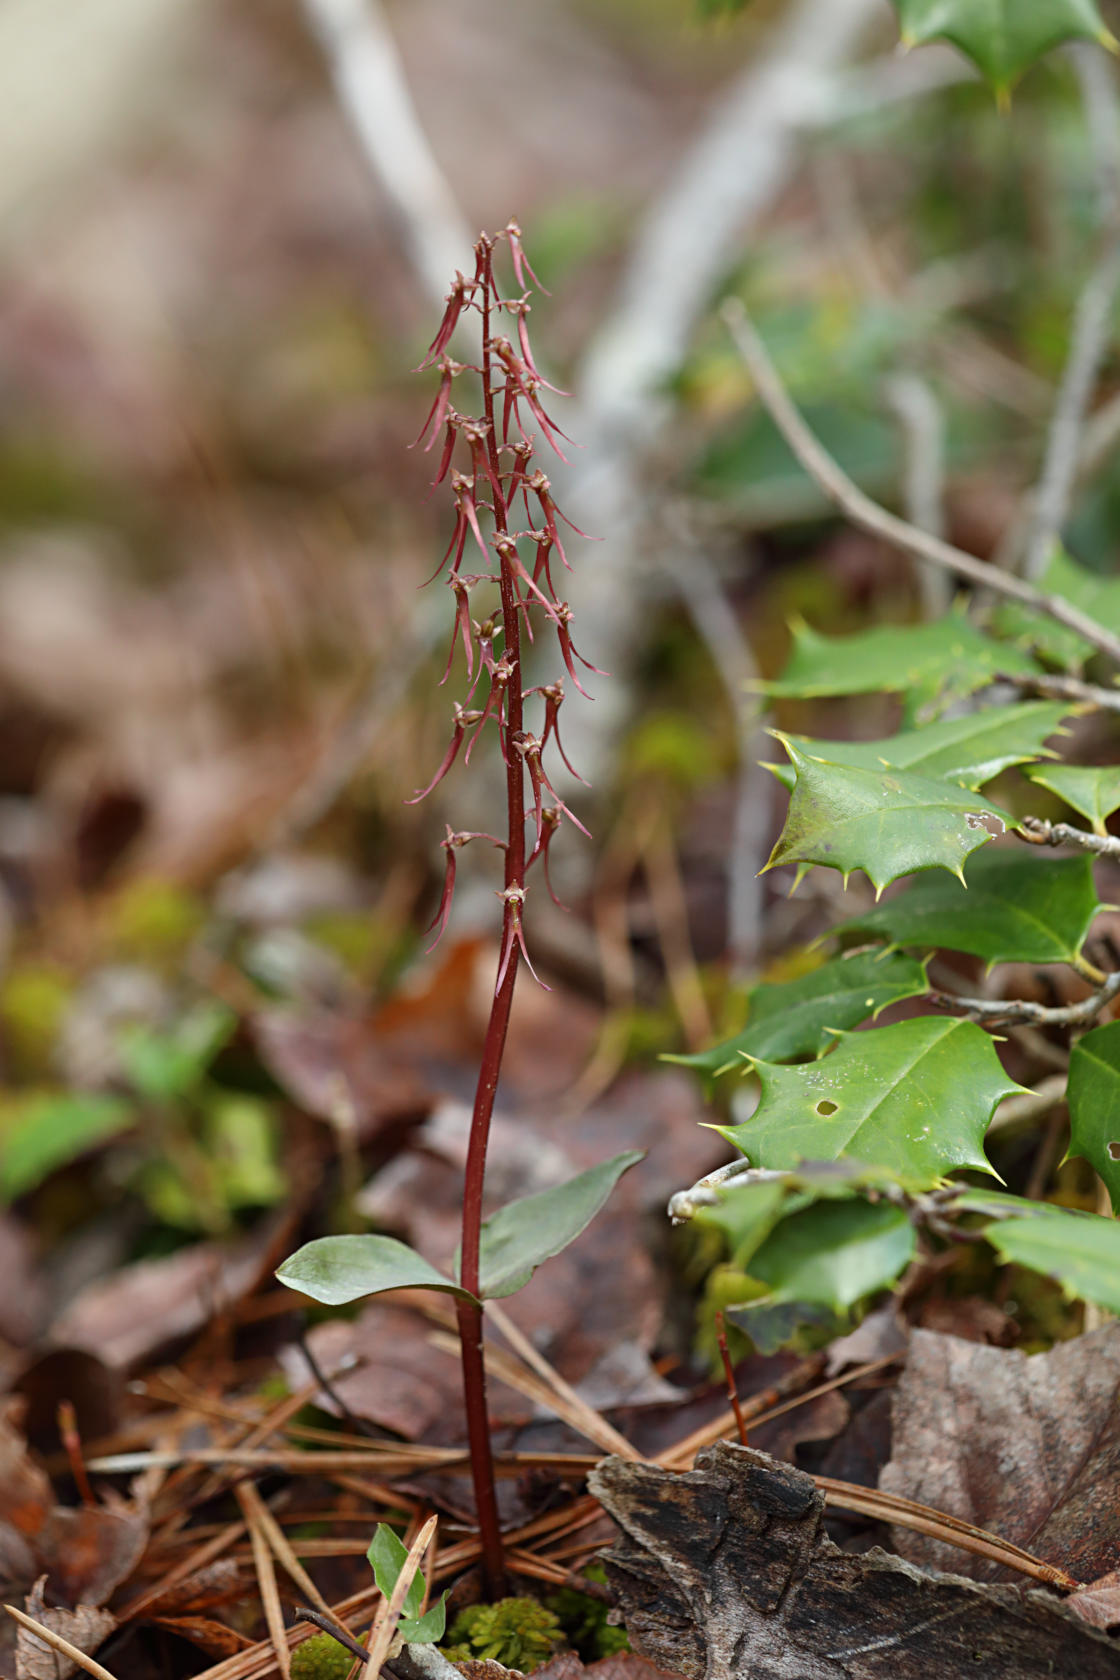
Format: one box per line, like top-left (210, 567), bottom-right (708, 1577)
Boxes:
top-left (763, 743), bottom-right (1010, 893)
top-left (670, 949), bottom-right (929, 1073)
top-left (765, 701), bottom-right (1070, 794)
top-left (761, 613), bottom-right (1039, 711)
top-left (994, 548), bottom-right (1120, 668)
top-left (1067, 1022), bottom-right (1120, 1213)
top-left (892, 0), bottom-right (1114, 99)
top-left (716, 1016), bottom-right (1024, 1182)
top-left (837, 847), bottom-right (1102, 967)
top-left (1025, 763), bottom-right (1120, 835)
top-left (957, 1190), bottom-right (1120, 1312)
top-left (746, 1197), bottom-right (916, 1311)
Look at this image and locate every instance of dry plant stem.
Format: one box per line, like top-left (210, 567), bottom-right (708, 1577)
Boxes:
top-left (721, 298), bottom-right (1120, 665)
top-left (3, 1606), bottom-right (122, 1680)
top-left (714, 1310), bottom-right (750, 1446)
top-left (1019, 814), bottom-right (1120, 858)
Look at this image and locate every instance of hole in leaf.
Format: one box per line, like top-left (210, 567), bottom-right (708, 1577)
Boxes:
top-left (816, 1100), bottom-right (838, 1116)
top-left (1109, 1141), bottom-right (1120, 1162)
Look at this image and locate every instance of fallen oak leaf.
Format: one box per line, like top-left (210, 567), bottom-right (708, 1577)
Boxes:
top-left (11, 1582), bottom-right (116, 1680)
top-left (881, 1323), bottom-right (1120, 1583)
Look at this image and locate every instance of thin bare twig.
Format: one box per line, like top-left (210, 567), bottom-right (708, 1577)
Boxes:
top-left (932, 975), bottom-right (1120, 1027)
top-left (301, 0), bottom-right (471, 312)
top-left (883, 371), bottom-right (952, 619)
top-left (1018, 814), bottom-right (1120, 858)
top-left (1024, 45), bottom-right (1120, 581)
top-left (722, 298), bottom-right (1120, 665)
top-left (991, 669), bottom-right (1120, 713)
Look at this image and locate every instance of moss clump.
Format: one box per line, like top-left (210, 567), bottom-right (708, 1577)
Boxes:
top-left (291, 1632), bottom-right (364, 1680)
top-left (441, 1597), bottom-right (564, 1671)
top-left (546, 1568), bottom-right (629, 1661)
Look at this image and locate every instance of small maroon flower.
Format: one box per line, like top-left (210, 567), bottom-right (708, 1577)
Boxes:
top-left (418, 273), bottom-right (477, 370)
top-left (494, 884), bottom-right (548, 993)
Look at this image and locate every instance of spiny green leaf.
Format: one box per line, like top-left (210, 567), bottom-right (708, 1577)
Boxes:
top-left (1068, 1021), bottom-right (1120, 1213)
top-left (994, 548), bottom-right (1120, 669)
top-left (368, 1524), bottom-right (447, 1643)
top-left (765, 702), bottom-right (1071, 793)
top-left (0, 1091), bottom-right (135, 1202)
top-left (764, 744), bottom-right (1009, 894)
top-left (465, 1150), bottom-right (645, 1300)
top-left (760, 613), bottom-right (1038, 709)
top-left (716, 1017), bottom-right (1024, 1182)
top-left (669, 950), bottom-right (929, 1072)
top-left (1025, 762), bottom-right (1120, 835)
top-left (970, 1198), bottom-right (1120, 1313)
top-left (276, 1235), bottom-right (473, 1306)
top-left (693, 1178), bottom-right (793, 1270)
top-left (836, 847), bottom-right (1102, 966)
top-left (747, 1198), bottom-right (916, 1310)
top-left (893, 0), bottom-right (1114, 97)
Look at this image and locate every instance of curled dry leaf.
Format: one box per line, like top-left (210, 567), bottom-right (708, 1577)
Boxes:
top-left (16, 1579), bottom-right (115, 1680)
top-left (881, 1324), bottom-right (1120, 1583)
top-left (1067, 1570), bottom-right (1120, 1631)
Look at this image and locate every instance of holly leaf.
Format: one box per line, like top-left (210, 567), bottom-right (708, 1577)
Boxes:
top-left (368, 1524), bottom-right (447, 1644)
top-left (761, 613), bottom-right (1039, 710)
top-left (892, 0), bottom-right (1114, 98)
top-left (669, 949), bottom-right (929, 1072)
top-left (747, 1198), bottom-right (916, 1311)
top-left (994, 547), bottom-right (1120, 669)
top-left (837, 847), bottom-right (1101, 966)
top-left (764, 744), bottom-right (1009, 894)
top-left (464, 1150), bottom-right (645, 1299)
top-left (976, 1199), bottom-right (1120, 1313)
top-left (276, 1235), bottom-right (474, 1305)
top-left (715, 1017), bottom-right (1024, 1182)
top-left (765, 701), bottom-right (1070, 793)
top-left (1025, 762), bottom-right (1120, 835)
top-left (1068, 1021), bottom-right (1120, 1213)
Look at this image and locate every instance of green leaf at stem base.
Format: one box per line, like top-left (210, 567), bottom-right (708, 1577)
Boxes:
top-left (368, 1524), bottom-right (447, 1644)
top-left (276, 1234), bottom-right (474, 1306)
top-left (764, 744), bottom-right (1009, 894)
top-left (836, 846), bottom-right (1102, 967)
top-left (465, 1150), bottom-right (645, 1300)
top-left (716, 1017), bottom-right (1024, 1182)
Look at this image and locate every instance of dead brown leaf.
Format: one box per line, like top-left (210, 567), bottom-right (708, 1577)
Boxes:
top-left (15, 1579), bottom-right (115, 1680)
top-left (881, 1324), bottom-right (1120, 1583)
top-left (148, 1614), bottom-right (252, 1658)
top-left (533, 1656), bottom-right (689, 1680)
top-left (1067, 1570), bottom-right (1120, 1632)
top-left (48, 1221), bottom-right (279, 1369)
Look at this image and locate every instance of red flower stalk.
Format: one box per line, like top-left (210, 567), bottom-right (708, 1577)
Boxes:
top-left (409, 226), bottom-right (596, 1597)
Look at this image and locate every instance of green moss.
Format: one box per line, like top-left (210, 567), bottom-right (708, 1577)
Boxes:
top-left (545, 1567), bottom-right (629, 1661)
top-left (290, 1632), bottom-right (363, 1680)
top-left (441, 1598), bottom-right (564, 1672)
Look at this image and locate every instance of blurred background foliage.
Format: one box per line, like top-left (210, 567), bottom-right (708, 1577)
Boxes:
top-left (1, 0), bottom-right (1119, 1275)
